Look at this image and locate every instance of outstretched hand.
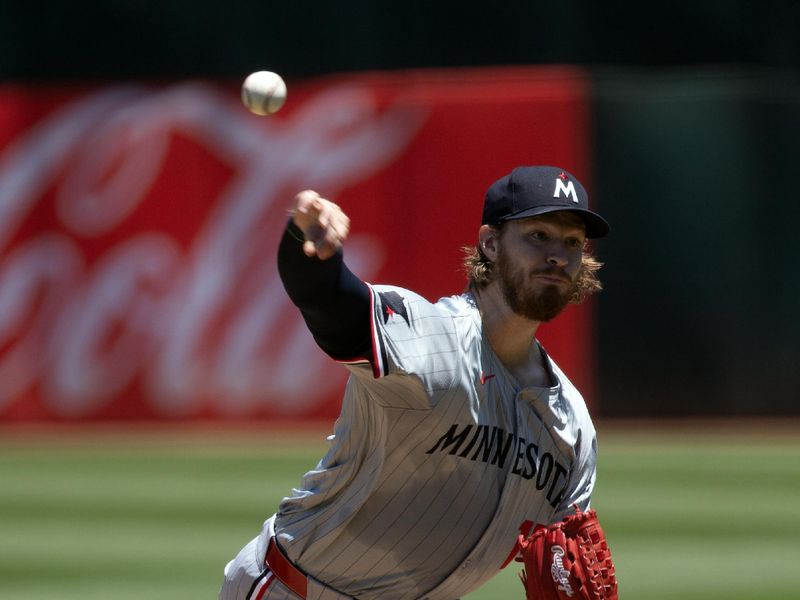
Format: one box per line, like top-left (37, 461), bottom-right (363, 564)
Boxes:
top-left (291, 190), bottom-right (351, 260)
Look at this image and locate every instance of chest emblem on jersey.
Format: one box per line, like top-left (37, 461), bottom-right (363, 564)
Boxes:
top-left (379, 291), bottom-right (410, 326)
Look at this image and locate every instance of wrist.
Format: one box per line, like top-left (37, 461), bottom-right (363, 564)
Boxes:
top-left (286, 218), bottom-right (306, 243)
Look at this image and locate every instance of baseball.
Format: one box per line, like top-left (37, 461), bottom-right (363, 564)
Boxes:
top-left (241, 71), bottom-right (287, 116)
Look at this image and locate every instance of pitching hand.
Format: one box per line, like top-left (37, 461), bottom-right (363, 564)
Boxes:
top-left (291, 190), bottom-right (351, 260)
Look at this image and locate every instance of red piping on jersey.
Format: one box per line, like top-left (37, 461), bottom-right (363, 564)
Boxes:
top-left (252, 573), bottom-right (275, 600)
top-left (265, 537), bottom-right (308, 599)
top-left (367, 285), bottom-right (385, 378)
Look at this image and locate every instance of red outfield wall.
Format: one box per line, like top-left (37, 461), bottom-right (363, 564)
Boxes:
top-left (0, 67), bottom-right (599, 422)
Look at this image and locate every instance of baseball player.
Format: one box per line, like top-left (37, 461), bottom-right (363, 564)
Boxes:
top-left (219, 166), bottom-right (616, 600)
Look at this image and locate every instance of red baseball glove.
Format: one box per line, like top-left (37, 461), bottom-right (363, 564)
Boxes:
top-left (518, 507), bottom-right (618, 600)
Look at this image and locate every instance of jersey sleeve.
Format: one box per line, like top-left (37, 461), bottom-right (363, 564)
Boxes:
top-left (343, 284), bottom-right (463, 409)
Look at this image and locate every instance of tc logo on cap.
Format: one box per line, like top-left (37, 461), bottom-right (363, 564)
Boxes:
top-left (553, 173), bottom-right (579, 204)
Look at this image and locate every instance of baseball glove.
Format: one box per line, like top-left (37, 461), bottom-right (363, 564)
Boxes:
top-left (518, 506), bottom-right (618, 600)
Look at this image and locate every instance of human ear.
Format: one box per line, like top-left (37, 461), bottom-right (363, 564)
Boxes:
top-left (478, 225), bottom-right (499, 261)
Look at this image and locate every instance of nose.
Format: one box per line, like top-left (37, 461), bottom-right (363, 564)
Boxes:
top-left (546, 246), bottom-right (569, 268)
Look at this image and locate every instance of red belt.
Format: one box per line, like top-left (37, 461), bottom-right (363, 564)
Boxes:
top-left (265, 537), bottom-right (308, 599)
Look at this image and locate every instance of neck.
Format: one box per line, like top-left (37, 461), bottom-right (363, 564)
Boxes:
top-left (472, 283), bottom-right (541, 370)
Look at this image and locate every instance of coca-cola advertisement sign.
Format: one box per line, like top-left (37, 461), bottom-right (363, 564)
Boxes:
top-left (0, 67), bottom-right (597, 421)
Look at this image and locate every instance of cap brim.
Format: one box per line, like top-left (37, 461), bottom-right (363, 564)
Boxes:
top-left (501, 206), bottom-right (610, 238)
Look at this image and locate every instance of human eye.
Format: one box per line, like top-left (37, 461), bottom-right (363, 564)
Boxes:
top-left (529, 230), bottom-right (549, 242)
top-left (565, 237), bottom-right (584, 249)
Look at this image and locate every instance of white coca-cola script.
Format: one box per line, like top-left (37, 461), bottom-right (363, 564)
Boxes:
top-left (0, 82), bottom-right (427, 418)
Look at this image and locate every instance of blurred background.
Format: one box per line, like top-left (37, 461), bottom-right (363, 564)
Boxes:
top-left (1, 1), bottom-right (799, 599)
top-left (2, 0), bottom-right (798, 418)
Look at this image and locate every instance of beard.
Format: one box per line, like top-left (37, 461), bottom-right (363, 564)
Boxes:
top-left (496, 250), bottom-right (577, 322)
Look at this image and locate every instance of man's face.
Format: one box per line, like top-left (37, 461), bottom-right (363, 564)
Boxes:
top-left (494, 213), bottom-right (585, 322)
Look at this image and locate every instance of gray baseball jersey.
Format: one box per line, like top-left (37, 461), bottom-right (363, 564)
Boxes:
top-left (266, 284), bottom-right (598, 600)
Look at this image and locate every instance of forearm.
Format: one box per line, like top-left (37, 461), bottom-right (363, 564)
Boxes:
top-left (277, 220), bottom-right (372, 360)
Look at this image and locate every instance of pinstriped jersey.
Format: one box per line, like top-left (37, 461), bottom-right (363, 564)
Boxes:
top-left (274, 285), bottom-right (597, 600)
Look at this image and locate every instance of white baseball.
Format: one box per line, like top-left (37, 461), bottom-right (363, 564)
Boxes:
top-left (241, 71), bottom-right (287, 116)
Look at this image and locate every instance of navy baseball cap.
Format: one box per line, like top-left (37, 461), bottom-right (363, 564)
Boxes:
top-left (482, 166), bottom-right (610, 238)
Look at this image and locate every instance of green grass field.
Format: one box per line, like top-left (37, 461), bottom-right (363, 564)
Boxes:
top-left (1, 420), bottom-right (798, 599)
